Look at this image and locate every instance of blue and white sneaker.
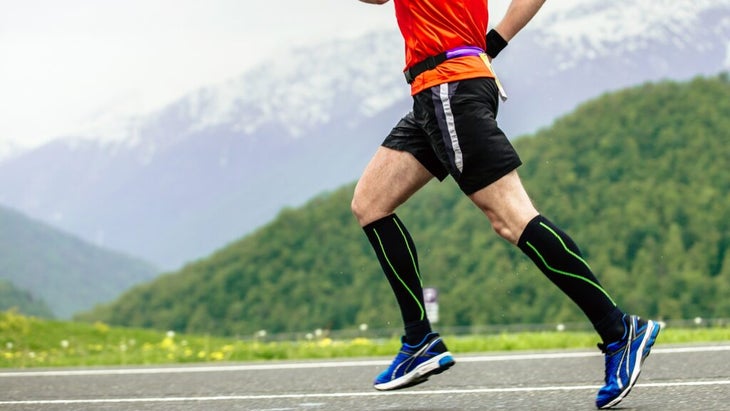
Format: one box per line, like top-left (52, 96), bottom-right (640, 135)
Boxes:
top-left (596, 315), bottom-right (661, 409)
top-left (374, 332), bottom-right (455, 391)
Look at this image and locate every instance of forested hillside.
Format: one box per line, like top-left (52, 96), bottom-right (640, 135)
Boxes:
top-left (0, 279), bottom-right (53, 318)
top-left (79, 75), bottom-right (730, 336)
top-left (0, 205), bottom-right (159, 318)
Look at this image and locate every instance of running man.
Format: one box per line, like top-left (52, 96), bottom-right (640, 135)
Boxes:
top-left (351, 0), bottom-right (661, 408)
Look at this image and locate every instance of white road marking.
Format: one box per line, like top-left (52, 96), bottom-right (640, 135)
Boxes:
top-left (1, 345), bottom-right (728, 406)
top-left (0, 380), bottom-right (729, 405)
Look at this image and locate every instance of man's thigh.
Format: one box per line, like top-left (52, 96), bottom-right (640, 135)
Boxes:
top-left (382, 111), bottom-right (449, 181)
top-left (352, 146), bottom-right (434, 226)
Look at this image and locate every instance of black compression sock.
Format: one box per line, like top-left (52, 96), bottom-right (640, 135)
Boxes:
top-left (405, 320), bottom-right (433, 345)
top-left (517, 215), bottom-right (625, 343)
top-left (363, 214), bottom-right (430, 340)
top-left (596, 309), bottom-right (626, 344)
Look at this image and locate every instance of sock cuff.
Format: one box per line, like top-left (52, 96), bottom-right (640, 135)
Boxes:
top-left (363, 213), bottom-right (398, 232)
top-left (517, 214), bottom-right (545, 250)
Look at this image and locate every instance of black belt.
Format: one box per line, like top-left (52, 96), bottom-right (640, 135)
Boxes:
top-left (403, 46), bottom-right (484, 84)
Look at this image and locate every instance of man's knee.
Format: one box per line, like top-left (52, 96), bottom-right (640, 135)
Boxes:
top-left (469, 170), bottom-right (538, 244)
top-left (350, 195), bottom-right (366, 224)
top-left (351, 192), bottom-right (383, 227)
top-left (483, 210), bottom-right (522, 244)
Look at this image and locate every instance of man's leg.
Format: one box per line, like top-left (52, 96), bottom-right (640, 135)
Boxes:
top-left (352, 146), bottom-right (454, 390)
top-left (467, 169), bottom-right (625, 342)
top-left (468, 170), bottom-right (660, 408)
top-left (352, 146), bottom-right (434, 341)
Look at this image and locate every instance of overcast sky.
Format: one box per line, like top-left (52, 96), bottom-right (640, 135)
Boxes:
top-left (0, 0), bottom-right (574, 149)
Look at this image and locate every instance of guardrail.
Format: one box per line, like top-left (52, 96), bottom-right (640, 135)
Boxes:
top-left (244, 317), bottom-right (730, 342)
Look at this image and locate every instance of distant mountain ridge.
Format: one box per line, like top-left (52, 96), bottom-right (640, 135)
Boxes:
top-left (0, 0), bottom-right (728, 269)
top-left (0, 205), bottom-right (159, 318)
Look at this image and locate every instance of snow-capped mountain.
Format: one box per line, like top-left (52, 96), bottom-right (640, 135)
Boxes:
top-left (181, 34), bottom-right (405, 139)
top-left (0, 0), bottom-right (727, 269)
top-left (0, 30), bottom-right (408, 270)
top-left (495, 0), bottom-right (730, 135)
top-left (541, 0), bottom-right (727, 65)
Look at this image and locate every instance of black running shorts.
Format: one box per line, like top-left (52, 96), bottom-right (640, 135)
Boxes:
top-left (382, 77), bottom-right (522, 195)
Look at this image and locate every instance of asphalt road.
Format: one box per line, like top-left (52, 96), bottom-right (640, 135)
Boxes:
top-left (1, 344), bottom-right (729, 411)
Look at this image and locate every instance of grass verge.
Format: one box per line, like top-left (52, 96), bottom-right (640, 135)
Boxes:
top-left (1, 310), bottom-right (728, 368)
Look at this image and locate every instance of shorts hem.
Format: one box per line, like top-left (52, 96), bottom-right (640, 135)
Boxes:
top-left (459, 160), bottom-right (522, 196)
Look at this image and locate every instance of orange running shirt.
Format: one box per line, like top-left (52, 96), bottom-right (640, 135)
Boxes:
top-left (394, 0), bottom-right (495, 95)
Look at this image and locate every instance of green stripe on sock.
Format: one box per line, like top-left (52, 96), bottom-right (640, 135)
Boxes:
top-left (393, 217), bottom-right (423, 286)
top-left (526, 235), bottom-right (617, 307)
top-left (539, 221), bottom-right (592, 270)
top-left (373, 228), bottom-right (426, 321)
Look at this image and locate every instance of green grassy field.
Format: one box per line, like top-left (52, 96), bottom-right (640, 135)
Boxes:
top-left (1, 310), bottom-right (728, 368)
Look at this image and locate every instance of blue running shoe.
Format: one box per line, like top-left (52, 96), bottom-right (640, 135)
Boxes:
top-left (596, 315), bottom-right (661, 409)
top-left (374, 332), bottom-right (455, 391)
